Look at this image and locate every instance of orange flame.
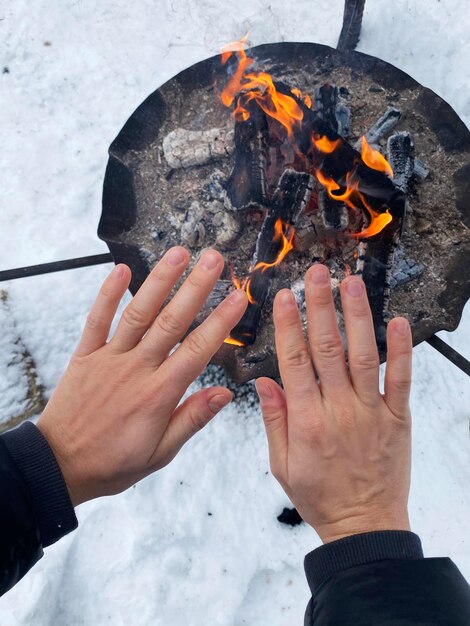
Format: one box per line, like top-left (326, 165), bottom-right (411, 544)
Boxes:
top-left (313, 135), bottom-right (341, 154)
top-left (220, 38), bottom-right (304, 137)
top-left (316, 168), bottom-right (393, 239)
top-left (224, 336), bottom-right (246, 347)
top-left (361, 136), bottom-right (394, 178)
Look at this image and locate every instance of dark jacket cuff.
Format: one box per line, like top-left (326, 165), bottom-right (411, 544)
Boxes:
top-left (304, 530), bottom-right (424, 595)
top-left (2, 421), bottom-right (78, 546)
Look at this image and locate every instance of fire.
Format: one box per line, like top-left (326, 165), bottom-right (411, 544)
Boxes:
top-left (361, 136), bottom-right (394, 177)
top-left (352, 209), bottom-right (393, 238)
top-left (313, 134), bottom-right (341, 154)
top-left (220, 38), bottom-right (304, 137)
top-left (223, 218), bottom-right (295, 346)
top-left (316, 167), bottom-right (393, 239)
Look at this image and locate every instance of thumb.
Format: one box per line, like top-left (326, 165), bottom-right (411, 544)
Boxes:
top-left (256, 377), bottom-right (288, 482)
top-left (153, 387), bottom-right (232, 468)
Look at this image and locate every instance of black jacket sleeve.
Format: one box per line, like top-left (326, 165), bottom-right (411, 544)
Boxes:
top-left (304, 530), bottom-right (470, 625)
top-left (0, 421), bottom-right (78, 595)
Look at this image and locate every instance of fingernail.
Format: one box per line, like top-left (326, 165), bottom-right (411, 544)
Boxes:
top-left (208, 393), bottom-right (231, 413)
top-left (394, 318), bottom-right (409, 336)
top-left (345, 279), bottom-right (363, 297)
top-left (309, 265), bottom-right (329, 286)
top-left (255, 380), bottom-right (273, 404)
top-left (278, 289), bottom-right (295, 307)
top-left (201, 250), bottom-right (220, 270)
top-left (113, 265), bottom-right (126, 279)
top-left (166, 247), bottom-right (187, 266)
top-left (228, 289), bottom-right (246, 303)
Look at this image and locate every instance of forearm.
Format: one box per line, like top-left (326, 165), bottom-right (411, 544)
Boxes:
top-left (304, 531), bottom-right (470, 625)
top-left (0, 421), bottom-right (77, 595)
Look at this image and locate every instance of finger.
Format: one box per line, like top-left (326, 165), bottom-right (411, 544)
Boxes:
top-left (111, 247), bottom-right (189, 352)
top-left (340, 276), bottom-right (380, 405)
top-left (149, 387), bottom-right (232, 468)
top-left (256, 377), bottom-right (288, 482)
top-left (384, 317), bottom-right (412, 419)
top-left (139, 249), bottom-right (225, 364)
top-left (273, 289), bottom-right (320, 422)
top-left (157, 289), bottom-right (248, 410)
top-left (305, 264), bottom-right (350, 394)
top-left (75, 264), bottom-right (131, 357)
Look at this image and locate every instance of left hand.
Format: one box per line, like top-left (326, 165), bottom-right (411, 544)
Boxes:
top-left (38, 247), bottom-right (247, 506)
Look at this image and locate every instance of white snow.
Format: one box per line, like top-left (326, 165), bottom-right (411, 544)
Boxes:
top-left (1, 0), bottom-right (469, 624)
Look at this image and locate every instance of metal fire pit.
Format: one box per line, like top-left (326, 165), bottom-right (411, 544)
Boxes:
top-left (98, 41), bottom-right (470, 383)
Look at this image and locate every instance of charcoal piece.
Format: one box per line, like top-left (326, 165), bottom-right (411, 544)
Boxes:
top-left (387, 131), bottom-right (415, 192)
top-left (354, 107), bottom-right (402, 149)
top-left (204, 280), bottom-right (233, 309)
top-left (230, 169), bottom-right (314, 346)
top-left (224, 104), bottom-right (269, 211)
top-left (162, 126), bottom-right (234, 169)
top-left (314, 84), bottom-right (339, 133)
top-left (335, 103), bottom-right (351, 138)
top-left (389, 246), bottom-right (424, 289)
top-left (318, 187), bottom-right (348, 231)
top-left (413, 158), bottom-right (430, 181)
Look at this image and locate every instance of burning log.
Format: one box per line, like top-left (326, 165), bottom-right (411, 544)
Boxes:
top-left (228, 169), bottom-right (314, 345)
top-left (224, 103), bottom-right (269, 211)
top-left (387, 131), bottom-right (415, 192)
top-left (162, 126), bottom-right (234, 169)
top-left (314, 84), bottom-right (349, 230)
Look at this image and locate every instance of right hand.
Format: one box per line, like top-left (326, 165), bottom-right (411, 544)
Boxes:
top-left (256, 264), bottom-right (413, 543)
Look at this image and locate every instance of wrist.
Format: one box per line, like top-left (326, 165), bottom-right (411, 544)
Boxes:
top-left (314, 511), bottom-right (411, 544)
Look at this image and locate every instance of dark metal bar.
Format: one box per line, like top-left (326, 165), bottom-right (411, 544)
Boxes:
top-left (426, 335), bottom-right (470, 377)
top-left (0, 253), bottom-right (114, 282)
top-left (337, 0), bottom-right (366, 51)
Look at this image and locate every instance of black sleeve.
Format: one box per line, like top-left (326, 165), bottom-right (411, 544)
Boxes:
top-left (0, 421), bottom-right (78, 595)
top-left (304, 530), bottom-right (470, 625)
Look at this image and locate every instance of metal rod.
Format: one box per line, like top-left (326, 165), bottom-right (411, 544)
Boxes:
top-left (337, 0), bottom-right (367, 51)
top-left (426, 335), bottom-right (470, 377)
top-left (1, 252), bottom-right (469, 378)
top-left (0, 253), bottom-right (114, 282)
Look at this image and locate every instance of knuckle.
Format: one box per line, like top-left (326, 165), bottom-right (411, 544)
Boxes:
top-left (187, 409), bottom-right (207, 434)
top-left (388, 377), bottom-right (411, 394)
top-left (184, 331), bottom-right (209, 357)
top-left (282, 345), bottom-right (311, 369)
top-left (86, 314), bottom-right (104, 331)
top-left (352, 351), bottom-right (379, 372)
top-left (157, 308), bottom-right (184, 336)
top-left (315, 335), bottom-right (343, 361)
top-left (122, 305), bottom-right (149, 329)
top-left (187, 272), bottom-right (206, 291)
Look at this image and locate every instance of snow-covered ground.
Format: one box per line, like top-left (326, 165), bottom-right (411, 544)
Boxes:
top-left (1, 0), bottom-right (469, 624)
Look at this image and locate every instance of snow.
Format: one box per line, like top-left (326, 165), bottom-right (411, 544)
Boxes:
top-left (1, 0), bottom-right (469, 624)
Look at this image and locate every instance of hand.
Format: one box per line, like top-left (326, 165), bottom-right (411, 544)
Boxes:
top-left (256, 264), bottom-right (412, 543)
top-left (37, 247), bottom-right (248, 506)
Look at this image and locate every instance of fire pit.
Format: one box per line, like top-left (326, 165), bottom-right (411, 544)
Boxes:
top-left (98, 40), bottom-right (470, 383)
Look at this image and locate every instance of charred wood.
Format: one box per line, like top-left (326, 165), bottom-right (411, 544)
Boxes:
top-left (387, 131), bottom-right (415, 192)
top-left (335, 103), bottom-right (351, 138)
top-left (230, 169), bottom-right (314, 345)
top-left (224, 104), bottom-right (269, 211)
top-left (413, 158), bottom-right (430, 181)
top-left (314, 84), bottom-right (339, 133)
top-left (354, 107), bottom-right (401, 149)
